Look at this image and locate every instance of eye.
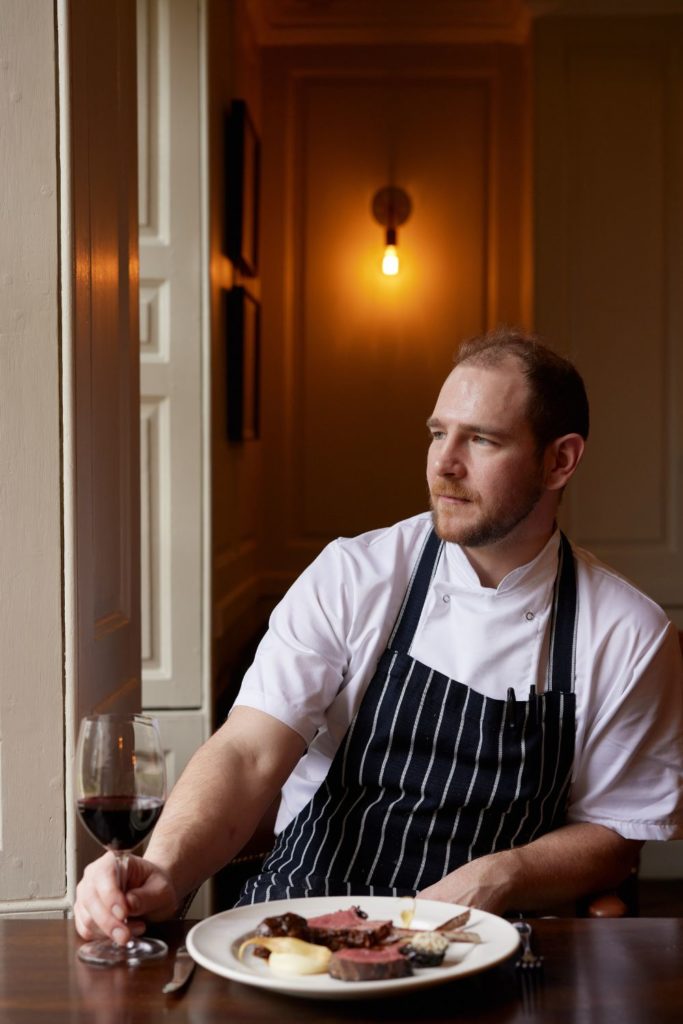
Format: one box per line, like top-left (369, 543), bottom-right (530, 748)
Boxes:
top-left (428, 427), bottom-right (446, 440)
top-left (472, 434), bottom-right (495, 446)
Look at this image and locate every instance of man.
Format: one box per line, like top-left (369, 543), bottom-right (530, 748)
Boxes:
top-left (75, 328), bottom-right (683, 946)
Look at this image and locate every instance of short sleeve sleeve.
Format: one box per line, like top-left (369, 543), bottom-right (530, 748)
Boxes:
top-left (568, 622), bottom-right (683, 840)
top-left (232, 540), bottom-right (353, 744)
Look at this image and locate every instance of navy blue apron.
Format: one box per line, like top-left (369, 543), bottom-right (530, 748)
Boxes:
top-left (237, 530), bottom-right (577, 905)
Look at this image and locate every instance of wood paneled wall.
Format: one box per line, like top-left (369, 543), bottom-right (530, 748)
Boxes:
top-left (259, 43), bottom-right (532, 587)
top-left (534, 15), bottom-right (683, 627)
top-left (210, 0), bottom-right (270, 696)
top-left (70, 0), bottom-right (141, 722)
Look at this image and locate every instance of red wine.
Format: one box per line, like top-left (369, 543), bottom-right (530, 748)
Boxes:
top-left (77, 795), bottom-right (164, 851)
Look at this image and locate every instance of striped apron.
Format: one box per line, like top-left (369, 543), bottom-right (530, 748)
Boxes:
top-left (237, 530), bottom-right (577, 905)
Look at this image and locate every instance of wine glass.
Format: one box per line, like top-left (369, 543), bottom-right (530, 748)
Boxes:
top-left (75, 713), bottom-right (167, 965)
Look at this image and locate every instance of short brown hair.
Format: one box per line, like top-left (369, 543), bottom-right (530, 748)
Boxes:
top-left (454, 326), bottom-right (590, 449)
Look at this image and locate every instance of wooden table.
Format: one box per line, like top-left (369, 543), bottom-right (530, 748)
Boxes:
top-left (1, 917), bottom-right (682, 1023)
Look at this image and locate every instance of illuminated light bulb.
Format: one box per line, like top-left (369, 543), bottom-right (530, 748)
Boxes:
top-left (382, 243), bottom-right (399, 276)
top-left (371, 188), bottom-right (411, 280)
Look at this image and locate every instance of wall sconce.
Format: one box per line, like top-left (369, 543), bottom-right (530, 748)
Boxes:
top-left (372, 186), bottom-right (412, 276)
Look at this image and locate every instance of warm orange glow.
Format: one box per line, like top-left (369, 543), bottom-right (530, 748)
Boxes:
top-left (382, 244), bottom-right (399, 276)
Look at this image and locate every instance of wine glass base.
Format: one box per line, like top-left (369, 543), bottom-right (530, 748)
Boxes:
top-left (77, 936), bottom-right (168, 966)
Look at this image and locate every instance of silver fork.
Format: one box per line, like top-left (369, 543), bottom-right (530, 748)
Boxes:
top-left (513, 920), bottom-right (543, 1013)
top-left (514, 919), bottom-right (543, 970)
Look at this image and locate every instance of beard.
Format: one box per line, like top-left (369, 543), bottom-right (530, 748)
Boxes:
top-left (430, 472), bottom-right (545, 548)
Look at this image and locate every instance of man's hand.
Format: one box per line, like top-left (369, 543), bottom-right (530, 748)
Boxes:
top-left (73, 852), bottom-right (178, 945)
top-left (418, 851), bottom-right (516, 913)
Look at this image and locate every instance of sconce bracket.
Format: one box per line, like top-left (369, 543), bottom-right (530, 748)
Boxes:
top-left (372, 186), bottom-right (412, 229)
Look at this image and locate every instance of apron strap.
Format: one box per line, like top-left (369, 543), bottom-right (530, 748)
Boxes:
top-left (389, 528), bottom-right (443, 653)
top-left (546, 532), bottom-right (578, 694)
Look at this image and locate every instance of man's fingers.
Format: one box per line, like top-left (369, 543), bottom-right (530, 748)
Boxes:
top-left (74, 897), bottom-right (146, 943)
top-left (73, 852), bottom-right (176, 941)
top-left (125, 872), bottom-right (176, 922)
top-left (125, 890), bottom-right (141, 914)
top-left (76, 886), bottom-right (131, 944)
top-left (73, 901), bottom-right (97, 940)
top-left (75, 853), bottom-right (133, 942)
top-left (123, 862), bottom-right (178, 921)
top-left (74, 891), bottom-right (126, 943)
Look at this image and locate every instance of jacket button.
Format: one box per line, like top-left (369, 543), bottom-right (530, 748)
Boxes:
top-left (525, 611), bottom-right (534, 621)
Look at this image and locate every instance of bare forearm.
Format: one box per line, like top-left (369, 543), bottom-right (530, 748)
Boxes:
top-left (419, 823), bottom-right (643, 913)
top-left (144, 708), bottom-right (304, 903)
top-left (499, 823), bottom-right (641, 907)
top-left (144, 745), bottom-right (264, 900)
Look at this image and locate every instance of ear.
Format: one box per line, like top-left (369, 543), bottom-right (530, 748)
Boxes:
top-left (543, 433), bottom-right (585, 491)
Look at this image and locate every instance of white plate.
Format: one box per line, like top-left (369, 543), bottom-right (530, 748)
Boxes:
top-left (186, 896), bottom-right (519, 1000)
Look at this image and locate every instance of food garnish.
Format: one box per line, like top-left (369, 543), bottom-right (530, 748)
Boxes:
top-left (238, 936), bottom-right (332, 977)
top-left (390, 908), bottom-right (480, 944)
top-left (442, 929), bottom-right (481, 944)
top-left (399, 896), bottom-right (416, 928)
top-left (435, 909), bottom-right (471, 932)
top-left (399, 931), bottom-right (450, 966)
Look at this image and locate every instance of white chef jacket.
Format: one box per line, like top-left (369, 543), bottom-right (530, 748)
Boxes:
top-left (234, 513), bottom-right (683, 841)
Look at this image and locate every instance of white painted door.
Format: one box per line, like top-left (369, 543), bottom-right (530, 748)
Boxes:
top-left (137, 0), bottom-right (207, 713)
top-left (137, 0), bottom-right (210, 915)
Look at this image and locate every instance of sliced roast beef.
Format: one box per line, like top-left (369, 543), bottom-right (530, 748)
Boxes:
top-left (305, 907), bottom-right (368, 927)
top-left (306, 907), bottom-right (393, 950)
top-left (328, 944), bottom-right (412, 982)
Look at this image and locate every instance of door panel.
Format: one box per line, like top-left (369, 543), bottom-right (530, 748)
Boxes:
top-left (137, 0), bottom-right (204, 710)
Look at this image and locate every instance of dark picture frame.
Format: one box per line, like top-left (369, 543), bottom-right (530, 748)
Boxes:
top-left (223, 99), bottom-right (260, 275)
top-left (224, 286), bottom-right (260, 442)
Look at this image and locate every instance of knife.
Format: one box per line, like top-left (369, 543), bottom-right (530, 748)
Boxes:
top-left (162, 945), bottom-right (196, 995)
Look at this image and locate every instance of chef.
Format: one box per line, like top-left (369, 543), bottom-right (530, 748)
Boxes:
top-left (74, 328), bottom-right (683, 945)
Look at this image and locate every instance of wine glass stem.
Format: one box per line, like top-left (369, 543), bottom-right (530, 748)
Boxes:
top-left (114, 850), bottom-right (131, 937)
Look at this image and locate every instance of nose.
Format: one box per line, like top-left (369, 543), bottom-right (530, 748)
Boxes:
top-left (433, 437), bottom-right (466, 477)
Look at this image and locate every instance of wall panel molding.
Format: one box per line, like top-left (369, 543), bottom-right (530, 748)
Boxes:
top-left (213, 574), bottom-right (263, 638)
top-left (137, 0), bottom-right (170, 242)
top-left (534, 15), bottom-right (683, 615)
top-left (140, 278), bottom-right (171, 360)
top-left (140, 397), bottom-right (171, 675)
top-left (249, 0), bottom-right (531, 45)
